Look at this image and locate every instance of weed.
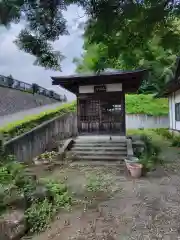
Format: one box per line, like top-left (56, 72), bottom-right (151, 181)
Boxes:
top-left (86, 174), bottom-right (109, 192)
top-left (45, 180), bottom-right (71, 210)
top-left (154, 128), bottom-right (174, 140)
top-left (171, 135), bottom-right (180, 147)
top-left (25, 198), bottom-right (54, 233)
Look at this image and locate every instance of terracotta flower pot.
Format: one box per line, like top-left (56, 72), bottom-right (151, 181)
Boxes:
top-left (129, 163), bottom-right (143, 178)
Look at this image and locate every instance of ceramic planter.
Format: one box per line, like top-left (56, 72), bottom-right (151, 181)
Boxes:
top-left (128, 163), bottom-right (143, 178)
top-left (125, 157), bottom-right (139, 171)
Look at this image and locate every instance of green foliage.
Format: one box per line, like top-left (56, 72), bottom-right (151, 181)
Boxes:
top-left (0, 149), bottom-right (72, 232)
top-left (125, 94), bottom-right (168, 116)
top-left (0, 0), bottom-right (69, 70)
top-left (130, 132), bottom-right (162, 171)
top-left (74, 1), bottom-right (180, 93)
top-left (1, 0), bottom-right (180, 72)
top-left (25, 180), bottom-right (71, 233)
top-left (86, 174), bottom-right (109, 192)
top-left (154, 128), bottom-right (180, 147)
top-left (45, 180), bottom-right (71, 209)
top-left (0, 102), bottom-right (76, 141)
top-left (171, 135), bottom-right (180, 147)
top-left (25, 199), bottom-right (54, 233)
top-left (154, 128), bottom-right (174, 140)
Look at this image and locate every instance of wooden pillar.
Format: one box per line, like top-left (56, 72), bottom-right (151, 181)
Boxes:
top-left (121, 91), bottom-right (126, 135)
top-left (77, 96), bottom-right (80, 134)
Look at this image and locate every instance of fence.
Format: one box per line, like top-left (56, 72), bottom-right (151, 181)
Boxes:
top-left (0, 75), bottom-right (66, 102)
top-left (126, 114), bottom-right (169, 129)
top-left (4, 112), bottom-right (77, 162)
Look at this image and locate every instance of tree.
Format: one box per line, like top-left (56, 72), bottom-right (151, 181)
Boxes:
top-left (1, 0), bottom-right (180, 72)
top-left (73, 19), bottom-right (180, 93)
top-left (0, 0), bottom-right (69, 70)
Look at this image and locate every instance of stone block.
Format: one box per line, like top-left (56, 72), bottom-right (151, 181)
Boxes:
top-left (0, 210), bottom-right (26, 240)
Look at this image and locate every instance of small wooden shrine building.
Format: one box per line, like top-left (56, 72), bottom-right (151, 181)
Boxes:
top-left (51, 69), bottom-right (147, 136)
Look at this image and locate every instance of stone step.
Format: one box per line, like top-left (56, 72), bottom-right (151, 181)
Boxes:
top-left (69, 161), bottom-right (126, 167)
top-left (74, 142), bottom-right (127, 147)
top-left (75, 139), bottom-right (127, 143)
top-left (71, 150), bottom-right (127, 156)
top-left (72, 146), bottom-right (127, 151)
top-left (75, 136), bottom-right (126, 142)
top-left (71, 154), bottom-right (126, 161)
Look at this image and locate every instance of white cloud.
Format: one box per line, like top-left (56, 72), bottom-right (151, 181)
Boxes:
top-left (0, 4), bottom-right (86, 100)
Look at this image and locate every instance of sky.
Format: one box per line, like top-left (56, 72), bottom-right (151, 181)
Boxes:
top-left (0, 4), bottom-right (86, 100)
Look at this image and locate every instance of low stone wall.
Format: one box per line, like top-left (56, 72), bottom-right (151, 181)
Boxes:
top-left (4, 113), bottom-right (77, 162)
top-left (126, 114), bottom-right (169, 129)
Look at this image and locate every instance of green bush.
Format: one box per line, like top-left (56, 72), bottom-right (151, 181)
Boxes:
top-left (138, 134), bottom-right (162, 171)
top-left (154, 128), bottom-right (174, 140)
top-left (45, 180), bottom-right (71, 209)
top-left (25, 199), bottom-right (54, 233)
top-left (171, 135), bottom-right (180, 147)
top-left (155, 128), bottom-right (180, 147)
top-left (25, 180), bottom-right (71, 233)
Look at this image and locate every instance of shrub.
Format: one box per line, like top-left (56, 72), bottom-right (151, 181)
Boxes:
top-left (45, 180), bottom-right (71, 209)
top-left (138, 134), bottom-right (162, 171)
top-left (25, 180), bottom-right (71, 233)
top-left (154, 128), bottom-right (174, 140)
top-left (171, 135), bottom-right (180, 147)
top-left (25, 198), bottom-right (54, 233)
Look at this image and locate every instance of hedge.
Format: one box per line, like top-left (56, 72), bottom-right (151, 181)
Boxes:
top-left (0, 102), bottom-right (76, 141)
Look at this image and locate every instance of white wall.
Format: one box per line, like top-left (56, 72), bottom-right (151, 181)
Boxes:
top-left (126, 114), bottom-right (168, 129)
top-left (169, 89), bottom-right (180, 131)
top-left (79, 83), bottom-right (122, 93)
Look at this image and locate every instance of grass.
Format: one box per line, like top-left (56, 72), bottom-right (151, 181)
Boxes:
top-left (0, 149), bottom-right (72, 234)
top-left (154, 128), bottom-right (180, 147)
top-left (127, 128), bottom-right (168, 149)
top-left (0, 94), bottom-right (168, 141)
top-left (126, 94), bottom-right (168, 116)
top-left (0, 102), bottom-right (76, 141)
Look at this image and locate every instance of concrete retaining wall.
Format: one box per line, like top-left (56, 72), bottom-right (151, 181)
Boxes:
top-left (4, 112), bottom-right (77, 162)
top-left (126, 114), bottom-right (169, 129)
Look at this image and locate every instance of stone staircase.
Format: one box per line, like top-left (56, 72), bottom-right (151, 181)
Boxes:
top-left (69, 136), bottom-right (128, 161)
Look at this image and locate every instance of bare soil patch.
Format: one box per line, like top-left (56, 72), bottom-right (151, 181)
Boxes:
top-left (21, 153), bottom-right (180, 240)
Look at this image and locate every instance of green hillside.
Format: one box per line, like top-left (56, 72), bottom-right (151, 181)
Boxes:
top-left (126, 94), bottom-right (168, 116)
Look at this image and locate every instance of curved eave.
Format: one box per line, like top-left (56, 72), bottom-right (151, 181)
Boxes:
top-left (51, 69), bottom-right (148, 94)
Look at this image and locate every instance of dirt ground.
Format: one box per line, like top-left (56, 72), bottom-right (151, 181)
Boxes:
top-left (24, 133), bottom-right (180, 240)
top-left (27, 158), bottom-right (180, 239)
